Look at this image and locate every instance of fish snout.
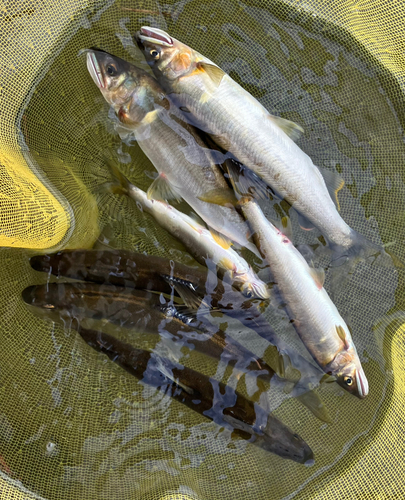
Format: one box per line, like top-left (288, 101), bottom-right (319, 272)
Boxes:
top-left (137, 26), bottom-right (173, 47)
top-left (86, 51), bottom-right (105, 89)
top-left (356, 367), bottom-right (369, 399)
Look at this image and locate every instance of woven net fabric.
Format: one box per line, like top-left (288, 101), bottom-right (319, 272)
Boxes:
top-left (0, 0), bottom-right (404, 499)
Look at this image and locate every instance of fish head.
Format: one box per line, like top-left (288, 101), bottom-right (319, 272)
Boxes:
top-left (238, 269), bottom-right (270, 301)
top-left (135, 26), bottom-right (197, 82)
top-left (334, 357), bottom-right (369, 399)
top-left (86, 49), bottom-right (168, 126)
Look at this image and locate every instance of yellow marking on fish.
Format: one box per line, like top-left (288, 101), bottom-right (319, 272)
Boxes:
top-left (334, 178), bottom-right (345, 212)
top-left (210, 229), bottom-right (232, 249)
top-left (219, 257), bottom-right (237, 272)
top-left (142, 109), bottom-right (160, 125)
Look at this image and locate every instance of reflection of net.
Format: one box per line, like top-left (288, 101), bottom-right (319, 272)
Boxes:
top-left (0, 1), bottom-right (404, 499)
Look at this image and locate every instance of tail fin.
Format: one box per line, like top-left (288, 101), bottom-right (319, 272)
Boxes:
top-left (331, 230), bottom-right (403, 269)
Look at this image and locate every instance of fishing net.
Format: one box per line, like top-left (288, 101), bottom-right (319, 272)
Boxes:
top-left (0, 0), bottom-right (404, 498)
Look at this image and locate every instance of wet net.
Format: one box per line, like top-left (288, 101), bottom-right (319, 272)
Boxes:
top-left (0, 0), bottom-right (404, 499)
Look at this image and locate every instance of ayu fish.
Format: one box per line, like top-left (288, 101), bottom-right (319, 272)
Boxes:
top-left (239, 197), bottom-right (369, 399)
top-left (107, 167), bottom-right (269, 299)
top-left (76, 325), bottom-right (314, 463)
top-left (86, 48), bottom-right (260, 258)
top-left (135, 27), bottom-right (391, 265)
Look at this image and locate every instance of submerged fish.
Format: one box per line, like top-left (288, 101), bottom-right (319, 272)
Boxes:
top-left (86, 48), bottom-right (260, 258)
top-left (77, 325), bottom-right (314, 463)
top-left (108, 167), bottom-right (269, 300)
top-left (239, 197), bottom-right (369, 398)
top-left (22, 282), bottom-right (278, 387)
top-left (29, 251), bottom-right (330, 421)
top-left (135, 27), bottom-right (390, 265)
top-left (29, 250), bottom-right (210, 294)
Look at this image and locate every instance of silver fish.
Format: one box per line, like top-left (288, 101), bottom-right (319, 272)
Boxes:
top-left (135, 27), bottom-right (392, 266)
top-left (239, 196), bottom-right (369, 399)
top-left (86, 48), bottom-right (261, 258)
top-left (109, 167), bottom-right (269, 300)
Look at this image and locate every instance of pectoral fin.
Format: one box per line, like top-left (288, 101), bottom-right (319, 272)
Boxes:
top-left (309, 267), bottom-right (325, 289)
top-left (161, 275), bottom-right (203, 310)
top-left (296, 391), bottom-right (332, 423)
top-left (320, 169), bottom-right (344, 211)
top-left (281, 216), bottom-right (293, 241)
top-left (224, 159), bottom-right (273, 200)
top-left (336, 325), bottom-right (351, 350)
top-left (268, 115), bottom-right (304, 142)
top-left (197, 62), bottom-right (225, 88)
top-left (147, 173), bottom-right (182, 203)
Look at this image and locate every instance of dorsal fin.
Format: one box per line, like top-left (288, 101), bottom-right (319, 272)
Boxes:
top-left (147, 173), bottom-right (182, 203)
top-left (320, 169), bottom-right (345, 211)
top-left (309, 266), bottom-right (325, 289)
top-left (268, 115), bottom-right (304, 142)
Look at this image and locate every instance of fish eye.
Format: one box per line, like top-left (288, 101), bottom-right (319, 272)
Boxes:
top-left (150, 49), bottom-right (160, 59)
top-left (106, 64), bottom-right (117, 76)
top-left (244, 289), bottom-right (253, 298)
top-left (344, 376), bottom-right (353, 386)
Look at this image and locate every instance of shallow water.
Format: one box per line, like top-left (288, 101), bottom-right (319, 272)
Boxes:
top-left (0, 0), bottom-right (404, 499)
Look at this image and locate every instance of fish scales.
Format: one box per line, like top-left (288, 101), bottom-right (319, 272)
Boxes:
top-left (240, 198), bottom-right (369, 398)
top-left (135, 27), bottom-right (394, 265)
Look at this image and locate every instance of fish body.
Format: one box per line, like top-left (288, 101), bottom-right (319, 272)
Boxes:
top-left (78, 326), bottom-right (314, 463)
top-left (29, 250), bottom-right (325, 389)
top-left (86, 49), bottom-right (259, 258)
top-left (22, 283), bottom-right (276, 385)
top-left (28, 252), bottom-right (330, 421)
top-left (135, 27), bottom-right (388, 263)
top-left (239, 198), bottom-right (369, 399)
top-left (111, 169), bottom-right (269, 299)
top-left (29, 250), bottom-right (209, 293)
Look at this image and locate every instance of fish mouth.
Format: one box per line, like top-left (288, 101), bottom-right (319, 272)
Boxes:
top-left (356, 368), bottom-right (369, 398)
top-left (86, 51), bottom-right (104, 89)
top-left (137, 26), bottom-right (173, 47)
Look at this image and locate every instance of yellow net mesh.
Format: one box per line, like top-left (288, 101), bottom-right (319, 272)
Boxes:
top-left (0, 0), bottom-right (404, 499)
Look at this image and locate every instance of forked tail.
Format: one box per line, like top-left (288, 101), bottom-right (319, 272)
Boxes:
top-left (330, 230), bottom-right (403, 269)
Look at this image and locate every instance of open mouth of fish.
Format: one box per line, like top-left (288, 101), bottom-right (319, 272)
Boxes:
top-left (86, 51), bottom-right (105, 89)
top-left (137, 26), bottom-right (173, 47)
